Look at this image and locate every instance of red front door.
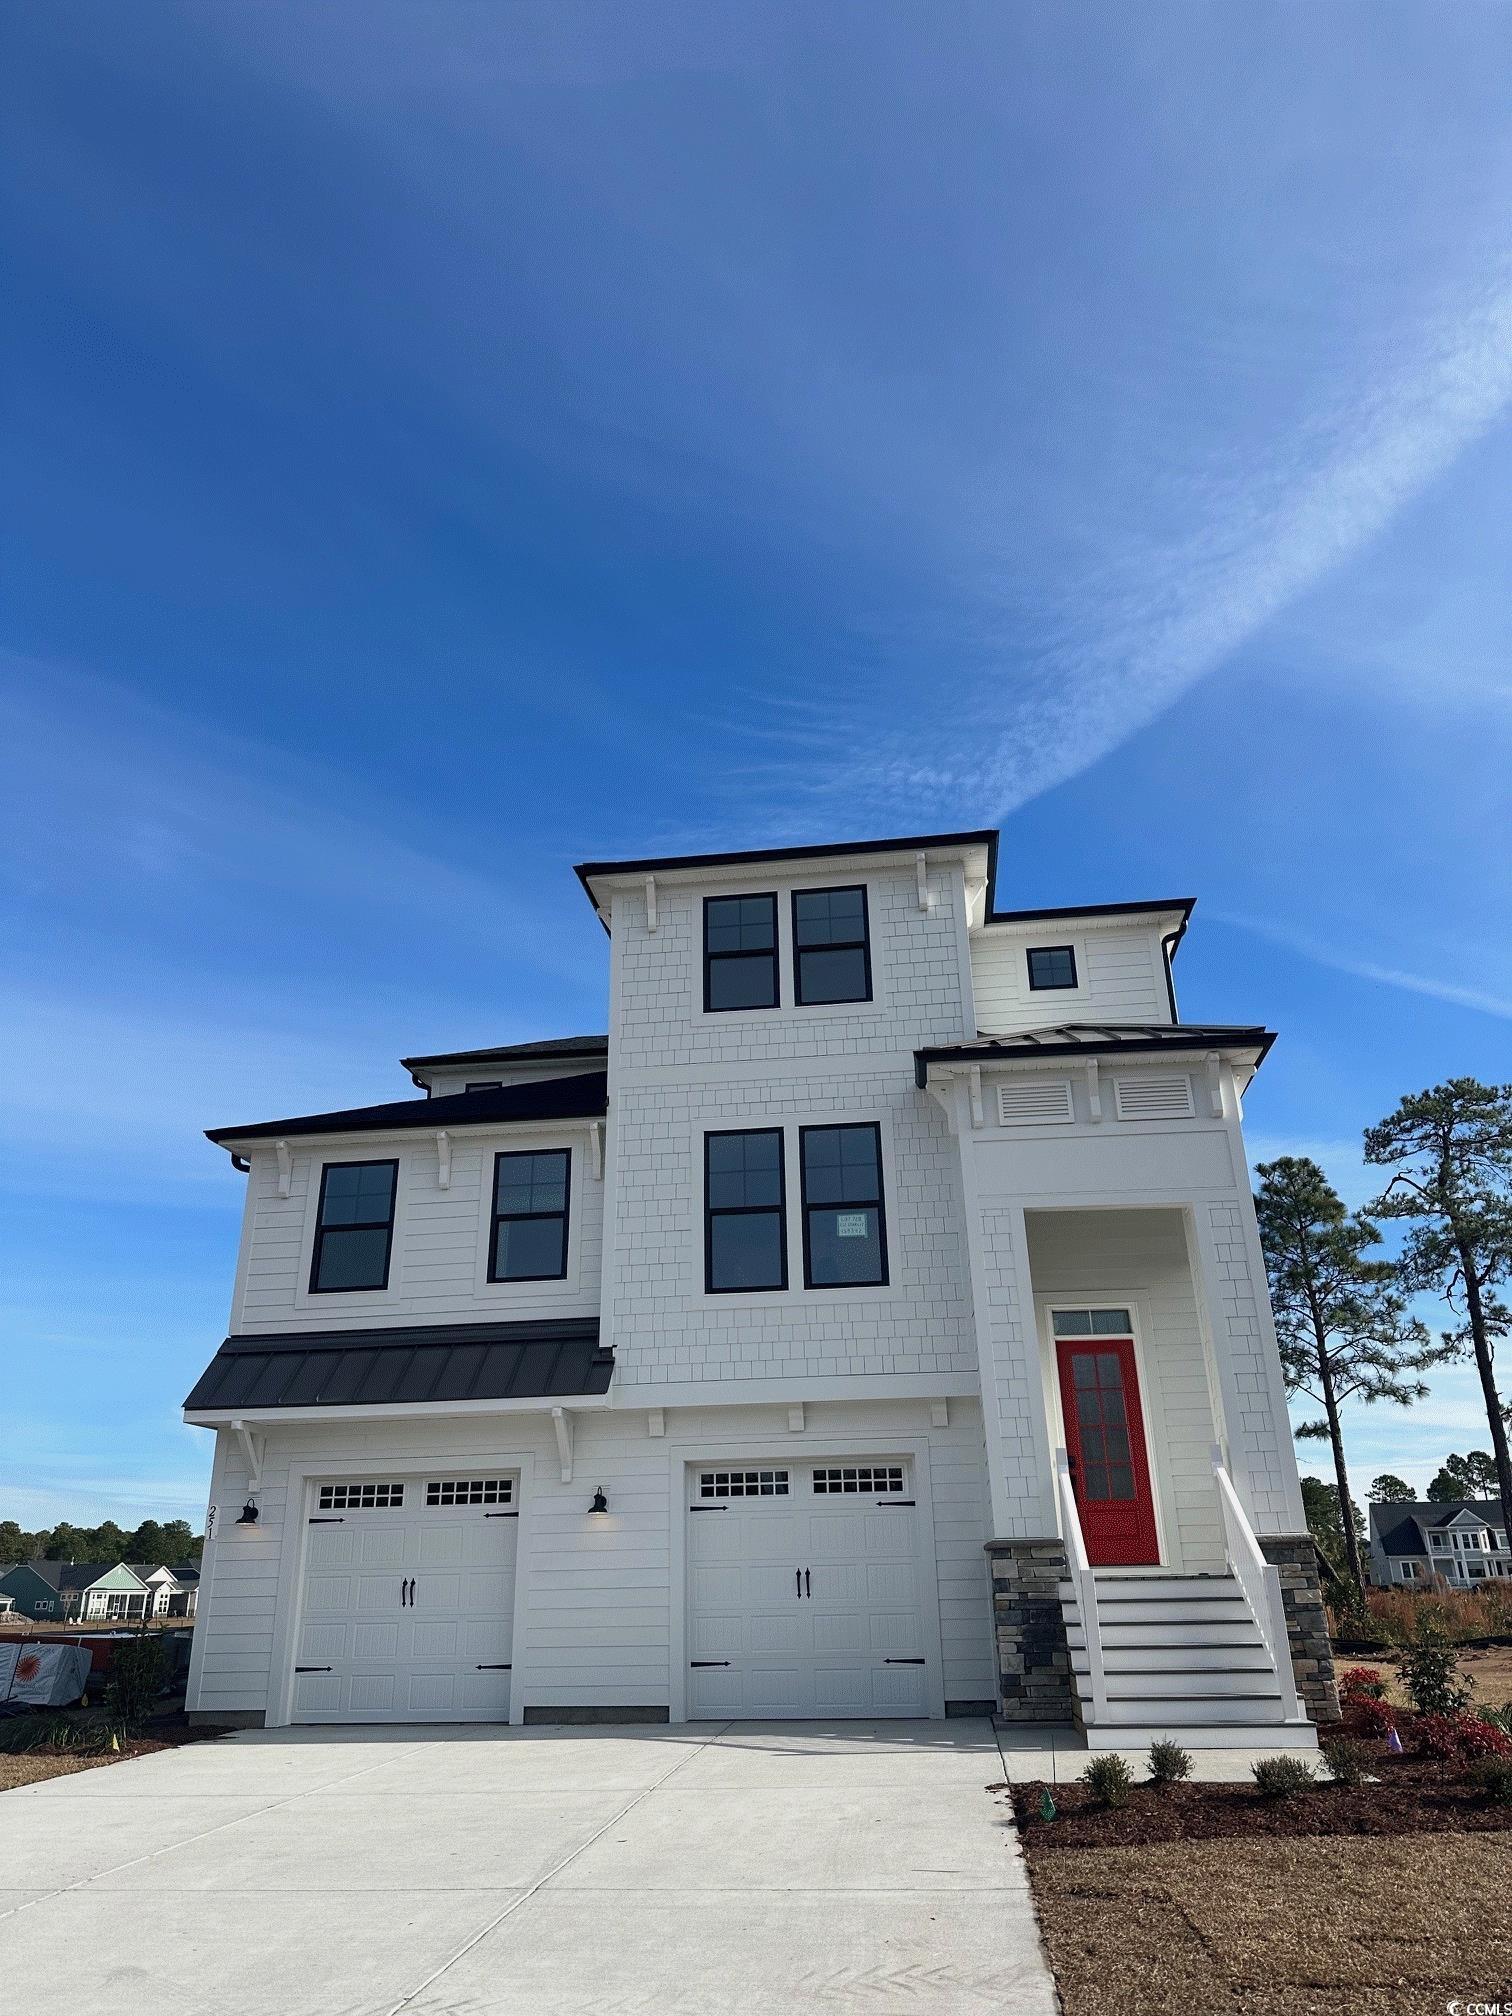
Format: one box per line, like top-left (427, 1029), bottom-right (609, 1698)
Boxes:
top-left (1056, 1336), bottom-right (1160, 1567)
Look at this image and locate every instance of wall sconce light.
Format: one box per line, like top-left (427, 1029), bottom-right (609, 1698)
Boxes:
top-left (588, 1487), bottom-right (609, 1516)
top-left (235, 1500), bottom-right (260, 1525)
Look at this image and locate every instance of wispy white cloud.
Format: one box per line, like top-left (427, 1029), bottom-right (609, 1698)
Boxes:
top-left (1218, 911), bottom-right (1512, 1023)
top-left (814, 258), bottom-right (1512, 822)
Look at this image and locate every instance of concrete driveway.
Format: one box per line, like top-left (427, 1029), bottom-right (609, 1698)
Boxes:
top-left (0, 1718), bottom-right (1053, 2016)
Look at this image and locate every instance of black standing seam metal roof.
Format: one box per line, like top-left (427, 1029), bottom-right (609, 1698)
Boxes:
top-left (401, 1036), bottom-right (608, 1072)
top-left (205, 1071), bottom-right (607, 1148)
top-left (184, 1319), bottom-right (614, 1413)
top-left (913, 1022), bottom-right (1275, 1086)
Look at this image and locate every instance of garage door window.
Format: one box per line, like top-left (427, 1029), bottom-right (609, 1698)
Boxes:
top-left (425, 1478), bottom-right (513, 1506)
top-left (698, 1469), bottom-right (790, 1498)
top-left (812, 1465), bottom-right (905, 1494)
top-left (317, 1482), bottom-right (405, 1510)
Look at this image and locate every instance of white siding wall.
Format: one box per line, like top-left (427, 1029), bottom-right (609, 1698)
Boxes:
top-left (604, 862), bottom-right (979, 1391)
top-left (187, 1397), bottom-right (993, 1722)
top-left (1026, 1208), bottom-right (1223, 1573)
top-left (231, 1126), bottom-right (602, 1333)
top-left (969, 923), bottom-right (1170, 1033)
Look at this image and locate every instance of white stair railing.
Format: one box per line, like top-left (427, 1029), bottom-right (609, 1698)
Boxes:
top-left (1211, 1448), bottom-right (1303, 1720)
top-left (1055, 1447), bottom-right (1106, 1724)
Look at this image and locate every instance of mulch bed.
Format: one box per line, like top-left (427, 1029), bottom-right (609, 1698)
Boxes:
top-left (0, 1704), bottom-right (237, 1792)
top-left (1004, 1751), bottom-right (1512, 1852)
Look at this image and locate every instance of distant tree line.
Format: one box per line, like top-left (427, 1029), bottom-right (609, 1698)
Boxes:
top-left (0, 1518), bottom-right (203, 1567)
top-left (1256, 1076), bottom-right (1512, 1604)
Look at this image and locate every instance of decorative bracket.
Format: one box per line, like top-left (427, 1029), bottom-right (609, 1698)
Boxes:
top-left (969, 1065), bottom-right (984, 1130)
top-left (1085, 1061), bottom-right (1102, 1123)
top-left (915, 851), bottom-right (933, 912)
top-left (644, 875), bottom-right (658, 931)
top-left (647, 1408), bottom-right (665, 1438)
top-left (787, 1404), bottom-right (805, 1433)
top-left (435, 1130), bottom-right (451, 1190)
top-left (551, 1407), bottom-right (574, 1484)
top-left (589, 1120), bottom-right (603, 1180)
top-left (229, 1419), bottom-right (264, 1494)
top-left (275, 1141), bottom-right (292, 1199)
top-left (1206, 1053), bottom-right (1224, 1119)
top-left (930, 1399), bottom-right (950, 1429)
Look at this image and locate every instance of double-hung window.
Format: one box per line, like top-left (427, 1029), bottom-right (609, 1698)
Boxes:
top-left (704, 894), bottom-right (779, 1011)
top-left (705, 1129), bottom-right (786, 1291)
top-left (490, 1149), bottom-right (570, 1281)
top-left (800, 1123), bottom-right (887, 1288)
top-left (1026, 944), bottom-right (1078, 991)
top-left (792, 886), bottom-right (871, 1005)
top-left (311, 1160), bottom-right (398, 1293)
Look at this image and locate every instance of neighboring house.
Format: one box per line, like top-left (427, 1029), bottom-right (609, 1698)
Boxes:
top-left (0, 1561), bottom-right (151, 1622)
top-left (183, 829), bottom-right (1330, 1749)
top-left (127, 1564), bottom-right (201, 1619)
top-left (1369, 1501), bottom-right (1512, 1587)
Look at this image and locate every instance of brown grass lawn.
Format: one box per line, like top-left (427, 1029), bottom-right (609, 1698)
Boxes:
top-left (0, 1753), bottom-right (112, 1791)
top-left (1027, 1831), bottom-right (1512, 2016)
top-left (1375, 1642), bottom-right (1512, 1711)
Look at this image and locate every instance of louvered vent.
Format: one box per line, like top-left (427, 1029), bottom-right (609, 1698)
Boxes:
top-left (1113, 1072), bottom-right (1195, 1121)
top-left (996, 1078), bottom-right (1075, 1126)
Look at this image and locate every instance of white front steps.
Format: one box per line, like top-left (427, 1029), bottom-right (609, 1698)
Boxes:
top-left (1060, 1571), bottom-right (1317, 1752)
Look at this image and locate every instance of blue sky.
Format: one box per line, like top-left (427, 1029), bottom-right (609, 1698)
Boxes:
top-left (3, 4), bottom-right (1509, 1527)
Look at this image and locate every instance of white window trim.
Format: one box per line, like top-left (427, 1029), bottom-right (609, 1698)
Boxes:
top-left (292, 1146), bottom-right (411, 1315)
top-left (470, 1128), bottom-right (590, 1303)
top-left (691, 872), bottom-right (892, 1028)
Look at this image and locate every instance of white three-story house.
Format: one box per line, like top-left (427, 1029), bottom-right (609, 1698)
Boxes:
top-left (183, 831), bottom-right (1335, 1748)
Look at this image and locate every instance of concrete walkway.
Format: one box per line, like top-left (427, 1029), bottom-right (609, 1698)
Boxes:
top-left (0, 1719), bottom-right (1055, 2016)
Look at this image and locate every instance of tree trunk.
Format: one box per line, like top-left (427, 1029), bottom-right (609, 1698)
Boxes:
top-left (1316, 1332), bottom-right (1365, 1595)
top-left (1456, 1231), bottom-right (1512, 1547)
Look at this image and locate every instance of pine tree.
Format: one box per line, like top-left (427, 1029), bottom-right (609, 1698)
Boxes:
top-left (1426, 1451), bottom-right (1498, 1502)
top-left (1368, 1474), bottom-right (1415, 1503)
top-left (1256, 1155), bottom-right (1443, 1595)
top-left (1366, 1079), bottom-right (1512, 1552)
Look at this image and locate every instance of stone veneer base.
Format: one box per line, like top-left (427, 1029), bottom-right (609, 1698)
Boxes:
top-left (1259, 1534), bottom-right (1342, 1724)
top-left (986, 1538), bottom-right (1075, 1723)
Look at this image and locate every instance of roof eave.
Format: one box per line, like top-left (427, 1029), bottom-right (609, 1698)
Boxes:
top-left (914, 1027), bottom-right (1276, 1087)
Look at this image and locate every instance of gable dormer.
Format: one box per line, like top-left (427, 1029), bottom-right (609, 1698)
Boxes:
top-left (966, 898), bottom-right (1193, 1035)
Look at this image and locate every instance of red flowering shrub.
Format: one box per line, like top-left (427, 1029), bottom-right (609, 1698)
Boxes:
top-left (1338, 1667), bottom-right (1386, 1705)
top-left (1414, 1712), bottom-right (1512, 1761)
top-left (1346, 1696), bottom-right (1397, 1737)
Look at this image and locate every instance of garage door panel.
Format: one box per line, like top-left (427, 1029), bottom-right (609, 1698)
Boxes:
top-left (293, 1478), bottom-right (517, 1724)
top-left (685, 1461), bottom-right (933, 1721)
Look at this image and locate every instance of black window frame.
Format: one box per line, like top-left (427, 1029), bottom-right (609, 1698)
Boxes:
top-left (488, 1147), bottom-right (572, 1284)
top-left (309, 1158), bottom-right (399, 1295)
top-left (704, 1127), bottom-right (788, 1294)
top-left (799, 1122), bottom-right (889, 1290)
top-left (703, 892), bottom-right (780, 1014)
top-left (1026, 944), bottom-right (1079, 991)
top-left (791, 884), bottom-right (873, 1007)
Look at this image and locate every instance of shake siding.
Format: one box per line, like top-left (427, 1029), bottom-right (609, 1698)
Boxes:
top-left (968, 925), bottom-right (1168, 1032)
top-left (1026, 1209), bottom-right (1224, 1573)
top-left (231, 1130), bottom-right (603, 1333)
top-left (189, 1397), bottom-right (993, 1719)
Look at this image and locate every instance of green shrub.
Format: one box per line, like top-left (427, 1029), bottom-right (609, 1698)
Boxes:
top-left (1474, 1758), bottom-right (1512, 1806)
top-left (1146, 1739), bottom-right (1193, 1786)
top-left (103, 1634), bottom-right (168, 1731)
top-left (1082, 1754), bottom-right (1133, 1808)
top-left (1319, 1736), bottom-right (1370, 1787)
top-left (1399, 1627), bottom-right (1472, 1717)
top-left (1479, 1702), bottom-right (1512, 1738)
top-left (1252, 1754), bottom-right (1317, 1799)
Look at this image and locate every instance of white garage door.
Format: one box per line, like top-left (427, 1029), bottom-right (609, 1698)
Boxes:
top-left (687, 1462), bottom-right (930, 1718)
top-left (292, 1474), bottom-right (518, 1723)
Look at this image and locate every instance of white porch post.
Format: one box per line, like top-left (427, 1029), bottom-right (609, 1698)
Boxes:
top-left (950, 1080), bottom-right (1057, 1538)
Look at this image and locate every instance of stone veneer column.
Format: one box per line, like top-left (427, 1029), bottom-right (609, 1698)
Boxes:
top-left (1259, 1536), bottom-right (1341, 1724)
top-left (986, 1539), bottom-right (1077, 1724)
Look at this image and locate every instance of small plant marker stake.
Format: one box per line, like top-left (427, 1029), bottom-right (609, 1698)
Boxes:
top-left (1386, 1727), bottom-right (1404, 1756)
top-left (1039, 1788), bottom-right (1057, 1822)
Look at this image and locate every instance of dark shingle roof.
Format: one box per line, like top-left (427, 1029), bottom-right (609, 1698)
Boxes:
top-left (207, 1071), bottom-right (607, 1147)
top-left (914, 1022), bottom-right (1275, 1085)
top-left (184, 1318), bottom-right (614, 1413)
top-left (401, 1035), bottom-right (607, 1072)
top-left (1370, 1500), bottom-right (1505, 1555)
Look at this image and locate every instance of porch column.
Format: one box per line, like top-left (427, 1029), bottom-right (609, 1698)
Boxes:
top-left (951, 1081), bottom-right (1057, 1537)
top-left (1186, 1196), bottom-right (1305, 1537)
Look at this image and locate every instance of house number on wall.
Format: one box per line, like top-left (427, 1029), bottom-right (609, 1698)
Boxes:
top-left (206, 1505), bottom-right (217, 1541)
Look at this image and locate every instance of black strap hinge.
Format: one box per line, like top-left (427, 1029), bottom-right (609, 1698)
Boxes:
top-left (690, 1660), bottom-right (731, 1668)
top-left (475, 1663), bottom-right (512, 1670)
top-left (308, 1517), bottom-right (345, 1524)
top-left (884, 1657), bottom-right (925, 1665)
top-left (877, 1500), bottom-right (916, 1508)
top-left (294, 1665), bottom-right (333, 1673)
top-left (485, 1511), bottom-right (519, 1518)
top-left (688, 1504), bottom-right (727, 1512)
